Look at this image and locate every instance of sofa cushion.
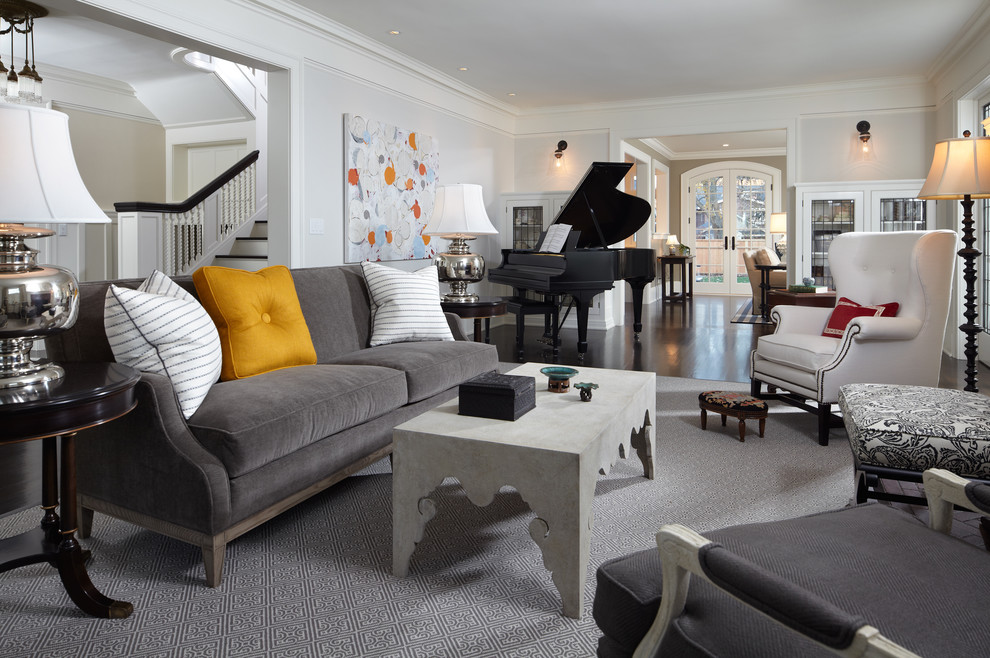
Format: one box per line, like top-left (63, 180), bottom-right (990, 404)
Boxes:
top-left (361, 261), bottom-right (454, 346)
top-left (326, 340), bottom-right (498, 403)
top-left (193, 265), bottom-right (317, 380)
top-left (188, 364), bottom-right (407, 477)
top-left (104, 270), bottom-right (222, 419)
top-left (822, 297), bottom-right (898, 338)
top-left (755, 333), bottom-right (839, 373)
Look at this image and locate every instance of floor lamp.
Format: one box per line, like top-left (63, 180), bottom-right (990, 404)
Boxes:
top-left (918, 130), bottom-right (990, 393)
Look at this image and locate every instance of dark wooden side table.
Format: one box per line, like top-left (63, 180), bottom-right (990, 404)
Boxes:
top-left (0, 362), bottom-right (140, 619)
top-left (658, 255), bottom-right (694, 302)
top-left (766, 289), bottom-right (837, 313)
top-left (441, 297), bottom-right (508, 343)
top-left (753, 263), bottom-right (787, 321)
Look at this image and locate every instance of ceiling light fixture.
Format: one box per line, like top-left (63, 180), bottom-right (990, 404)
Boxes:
top-left (458, 67), bottom-right (468, 71)
top-left (388, 30), bottom-right (400, 35)
top-left (722, 143), bottom-right (730, 148)
top-left (0, 0), bottom-right (47, 106)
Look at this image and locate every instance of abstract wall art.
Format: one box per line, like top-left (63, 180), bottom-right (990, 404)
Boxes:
top-left (345, 114), bottom-right (439, 262)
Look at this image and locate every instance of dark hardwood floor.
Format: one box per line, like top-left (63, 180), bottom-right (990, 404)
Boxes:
top-left (489, 294), bottom-right (990, 390)
top-left (2, 295), bottom-right (985, 518)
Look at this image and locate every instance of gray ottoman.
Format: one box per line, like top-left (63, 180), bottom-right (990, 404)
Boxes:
top-left (838, 383), bottom-right (990, 504)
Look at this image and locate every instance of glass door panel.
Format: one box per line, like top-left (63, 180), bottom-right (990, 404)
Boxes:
top-left (693, 175), bottom-right (724, 286)
top-left (733, 175), bottom-right (767, 293)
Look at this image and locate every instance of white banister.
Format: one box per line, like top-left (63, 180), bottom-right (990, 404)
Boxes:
top-left (116, 153), bottom-right (258, 278)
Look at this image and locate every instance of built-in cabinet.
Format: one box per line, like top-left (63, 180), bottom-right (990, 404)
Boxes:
top-left (794, 180), bottom-right (932, 287)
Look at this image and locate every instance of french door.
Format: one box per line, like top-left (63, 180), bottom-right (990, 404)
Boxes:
top-left (685, 164), bottom-right (779, 295)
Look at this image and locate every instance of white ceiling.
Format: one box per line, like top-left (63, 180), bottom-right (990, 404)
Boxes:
top-left (300, 0), bottom-right (988, 110)
top-left (21, 0), bottom-right (990, 151)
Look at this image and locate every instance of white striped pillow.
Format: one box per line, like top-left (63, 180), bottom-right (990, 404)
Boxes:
top-left (361, 261), bottom-right (454, 346)
top-left (104, 270), bottom-right (222, 419)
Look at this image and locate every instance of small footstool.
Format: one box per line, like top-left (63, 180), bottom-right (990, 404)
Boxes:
top-left (839, 383), bottom-right (990, 502)
top-left (698, 391), bottom-right (768, 442)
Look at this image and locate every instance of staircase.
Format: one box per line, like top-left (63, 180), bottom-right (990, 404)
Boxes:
top-left (213, 220), bottom-right (268, 271)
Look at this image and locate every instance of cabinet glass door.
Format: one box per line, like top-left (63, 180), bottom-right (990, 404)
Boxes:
top-left (810, 197), bottom-right (857, 288)
top-left (507, 201), bottom-right (549, 250)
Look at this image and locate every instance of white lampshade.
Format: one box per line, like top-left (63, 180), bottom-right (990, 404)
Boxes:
top-left (917, 136), bottom-right (990, 200)
top-left (768, 212), bottom-right (787, 233)
top-left (424, 184), bottom-right (497, 238)
top-left (0, 104), bottom-right (109, 223)
top-left (665, 234), bottom-right (679, 246)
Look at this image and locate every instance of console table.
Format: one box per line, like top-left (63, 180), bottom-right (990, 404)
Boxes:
top-left (0, 362), bottom-right (140, 618)
top-left (658, 255), bottom-right (694, 302)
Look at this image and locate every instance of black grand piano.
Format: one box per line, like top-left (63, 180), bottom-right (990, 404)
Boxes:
top-left (488, 161), bottom-right (656, 362)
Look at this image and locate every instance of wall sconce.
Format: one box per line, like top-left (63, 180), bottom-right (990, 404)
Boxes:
top-left (857, 121), bottom-right (871, 153)
top-left (553, 140), bottom-right (567, 168)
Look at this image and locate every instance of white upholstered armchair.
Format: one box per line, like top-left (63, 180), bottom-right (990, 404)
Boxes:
top-left (749, 230), bottom-right (957, 446)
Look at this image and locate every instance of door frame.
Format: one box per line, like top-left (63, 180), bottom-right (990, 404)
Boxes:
top-left (681, 161), bottom-right (782, 295)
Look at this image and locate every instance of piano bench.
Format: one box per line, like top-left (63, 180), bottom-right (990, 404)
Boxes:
top-left (503, 296), bottom-right (561, 361)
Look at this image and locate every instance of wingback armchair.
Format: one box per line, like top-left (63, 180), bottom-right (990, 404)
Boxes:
top-left (749, 230), bottom-right (956, 445)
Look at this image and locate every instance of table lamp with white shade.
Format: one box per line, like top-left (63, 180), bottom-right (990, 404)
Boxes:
top-left (665, 234), bottom-right (679, 255)
top-left (768, 212), bottom-right (787, 259)
top-left (424, 184), bottom-right (498, 303)
top-left (0, 104), bottom-right (109, 388)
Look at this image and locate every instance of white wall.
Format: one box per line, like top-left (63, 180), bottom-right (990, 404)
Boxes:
top-left (513, 130), bottom-right (609, 193)
top-left (301, 61), bottom-right (514, 275)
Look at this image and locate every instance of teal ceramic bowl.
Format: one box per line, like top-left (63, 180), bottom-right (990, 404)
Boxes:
top-left (540, 366), bottom-right (579, 392)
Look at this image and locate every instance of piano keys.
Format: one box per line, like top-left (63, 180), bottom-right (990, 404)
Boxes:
top-left (488, 162), bottom-right (656, 361)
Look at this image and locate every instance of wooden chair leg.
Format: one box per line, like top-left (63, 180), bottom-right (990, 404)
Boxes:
top-left (78, 506), bottom-right (94, 539)
top-left (817, 403), bottom-right (831, 446)
top-left (700, 408), bottom-right (707, 429)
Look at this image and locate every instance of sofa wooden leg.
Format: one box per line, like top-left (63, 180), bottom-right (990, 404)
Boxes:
top-left (202, 538), bottom-right (226, 587)
top-left (750, 378), bottom-right (761, 397)
top-left (817, 403), bottom-right (831, 446)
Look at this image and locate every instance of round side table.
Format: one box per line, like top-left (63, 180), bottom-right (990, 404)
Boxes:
top-left (0, 362), bottom-right (140, 618)
top-left (441, 297), bottom-right (508, 343)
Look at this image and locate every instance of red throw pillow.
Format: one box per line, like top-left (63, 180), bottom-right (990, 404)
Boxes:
top-left (822, 297), bottom-right (899, 338)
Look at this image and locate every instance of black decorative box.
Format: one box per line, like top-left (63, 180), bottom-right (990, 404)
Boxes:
top-left (458, 371), bottom-right (536, 421)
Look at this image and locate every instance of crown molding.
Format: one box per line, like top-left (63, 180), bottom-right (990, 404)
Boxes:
top-left (641, 138), bottom-right (674, 160)
top-left (516, 75), bottom-right (931, 118)
top-left (926, 3), bottom-right (990, 84)
top-left (667, 147), bottom-right (787, 161)
top-left (41, 62), bottom-right (160, 124)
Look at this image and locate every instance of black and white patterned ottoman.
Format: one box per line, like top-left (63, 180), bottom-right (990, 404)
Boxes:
top-left (838, 383), bottom-right (990, 502)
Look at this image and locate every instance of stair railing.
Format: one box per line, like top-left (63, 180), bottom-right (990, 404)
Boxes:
top-left (115, 150), bottom-right (259, 278)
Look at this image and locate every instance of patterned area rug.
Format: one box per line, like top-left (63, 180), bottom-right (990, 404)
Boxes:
top-left (0, 376), bottom-right (855, 657)
top-left (730, 299), bottom-right (772, 324)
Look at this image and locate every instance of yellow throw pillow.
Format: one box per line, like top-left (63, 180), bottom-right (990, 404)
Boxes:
top-left (192, 265), bottom-right (317, 381)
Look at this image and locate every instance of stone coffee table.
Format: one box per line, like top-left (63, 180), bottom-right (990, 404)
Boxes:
top-left (391, 362), bottom-right (656, 619)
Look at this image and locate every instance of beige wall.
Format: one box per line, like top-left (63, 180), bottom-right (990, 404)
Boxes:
top-left (56, 106), bottom-right (166, 212)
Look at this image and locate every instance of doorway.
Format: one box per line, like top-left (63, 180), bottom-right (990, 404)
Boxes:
top-left (683, 162), bottom-right (781, 295)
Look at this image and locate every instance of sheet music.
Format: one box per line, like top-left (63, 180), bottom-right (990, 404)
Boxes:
top-left (538, 223), bottom-right (572, 253)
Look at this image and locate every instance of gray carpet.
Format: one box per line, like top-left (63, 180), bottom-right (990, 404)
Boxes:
top-left (0, 376), bottom-right (855, 657)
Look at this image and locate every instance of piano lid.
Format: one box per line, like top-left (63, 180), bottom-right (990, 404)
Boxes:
top-left (550, 162), bottom-right (652, 249)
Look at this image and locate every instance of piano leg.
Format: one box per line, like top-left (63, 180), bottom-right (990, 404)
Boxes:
top-left (515, 311), bottom-right (526, 361)
top-left (571, 291), bottom-right (598, 362)
top-left (628, 279), bottom-right (649, 337)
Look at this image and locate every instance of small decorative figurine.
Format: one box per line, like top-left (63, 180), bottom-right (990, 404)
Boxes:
top-left (802, 276), bottom-right (815, 286)
top-left (574, 382), bottom-right (598, 401)
top-left (540, 366), bottom-right (579, 393)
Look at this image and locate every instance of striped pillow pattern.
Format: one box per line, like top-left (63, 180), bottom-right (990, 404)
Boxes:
top-left (361, 261), bottom-right (454, 346)
top-left (104, 270), bottom-right (222, 419)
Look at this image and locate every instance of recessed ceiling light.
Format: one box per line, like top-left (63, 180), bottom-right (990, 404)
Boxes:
top-left (458, 67), bottom-right (469, 71)
top-left (507, 92), bottom-right (516, 97)
top-left (723, 143), bottom-right (730, 147)
top-left (388, 30), bottom-right (400, 35)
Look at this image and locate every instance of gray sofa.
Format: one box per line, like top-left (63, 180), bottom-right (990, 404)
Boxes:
top-left (46, 264), bottom-right (498, 586)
